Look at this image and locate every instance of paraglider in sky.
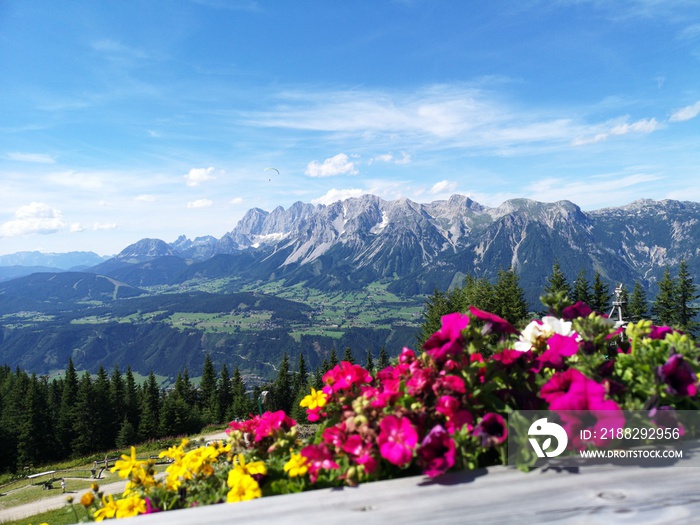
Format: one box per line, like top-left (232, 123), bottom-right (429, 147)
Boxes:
top-left (264, 167), bottom-right (279, 182)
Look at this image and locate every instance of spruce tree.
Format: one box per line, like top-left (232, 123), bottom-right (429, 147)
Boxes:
top-left (418, 289), bottom-right (450, 345)
top-left (273, 353), bottom-right (293, 415)
top-left (342, 347), bottom-right (355, 364)
top-left (110, 366), bottom-right (126, 441)
top-left (115, 417), bottom-right (137, 448)
top-left (138, 373), bottom-right (161, 441)
top-left (493, 268), bottom-right (528, 324)
top-left (56, 359), bottom-right (78, 457)
top-left (123, 366), bottom-right (140, 431)
top-left (544, 260), bottom-right (572, 298)
top-left (328, 347), bottom-right (339, 368)
top-left (199, 354), bottom-right (218, 424)
top-left (675, 259), bottom-right (699, 333)
top-left (628, 281), bottom-right (648, 321)
top-left (365, 349), bottom-right (375, 374)
top-left (377, 346), bottom-right (390, 370)
top-left (652, 267), bottom-right (676, 326)
top-left (216, 364), bottom-right (232, 424)
top-left (230, 366), bottom-right (250, 420)
top-left (294, 353), bottom-right (308, 399)
top-left (591, 271), bottom-right (611, 314)
top-left (573, 269), bottom-right (592, 305)
top-left (17, 375), bottom-right (53, 467)
top-left (71, 372), bottom-right (96, 456)
top-left (92, 366), bottom-right (113, 451)
top-left (462, 274), bottom-right (495, 313)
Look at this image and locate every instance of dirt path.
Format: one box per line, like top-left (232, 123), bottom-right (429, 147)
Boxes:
top-left (0, 432), bottom-right (229, 523)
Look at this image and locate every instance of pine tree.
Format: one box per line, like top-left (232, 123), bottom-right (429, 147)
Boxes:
top-left (138, 373), bottom-right (161, 441)
top-left (544, 260), bottom-right (572, 298)
top-left (56, 359), bottom-right (78, 457)
top-left (493, 268), bottom-right (528, 324)
top-left (216, 364), bottom-right (232, 424)
top-left (675, 259), bottom-right (700, 333)
top-left (328, 347), bottom-right (339, 368)
top-left (17, 375), bottom-right (53, 467)
top-left (110, 366), bottom-right (126, 441)
top-left (364, 349), bottom-right (375, 374)
top-left (418, 289), bottom-right (450, 345)
top-left (652, 267), bottom-right (676, 326)
top-left (115, 417), bottom-right (137, 448)
top-left (628, 281), bottom-right (648, 321)
top-left (461, 274), bottom-right (495, 313)
top-left (230, 366), bottom-right (250, 420)
top-left (92, 366), bottom-right (113, 451)
top-left (293, 353), bottom-right (308, 399)
top-left (199, 354), bottom-right (218, 424)
top-left (591, 271), bottom-right (611, 314)
top-left (273, 353), bottom-right (293, 415)
top-left (377, 346), bottom-right (390, 370)
top-left (342, 347), bottom-right (355, 364)
top-left (573, 269), bottom-right (592, 305)
top-left (123, 366), bottom-right (140, 431)
top-left (71, 372), bottom-right (96, 456)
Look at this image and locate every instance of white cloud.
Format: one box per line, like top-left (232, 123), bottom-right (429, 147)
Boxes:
top-left (230, 197), bottom-right (244, 204)
top-left (187, 198), bottom-right (214, 209)
top-left (135, 194), bottom-right (157, 202)
top-left (93, 222), bottom-right (117, 231)
top-left (184, 167), bottom-right (217, 187)
top-left (70, 223), bottom-right (85, 232)
top-left (669, 101), bottom-right (700, 122)
top-left (311, 188), bottom-right (366, 205)
top-left (571, 118), bottom-right (661, 146)
top-left (0, 202), bottom-right (66, 237)
top-left (6, 152), bottom-right (56, 163)
top-left (370, 152), bottom-right (412, 165)
top-left (430, 180), bottom-right (458, 194)
top-left (305, 153), bottom-right (359, 177)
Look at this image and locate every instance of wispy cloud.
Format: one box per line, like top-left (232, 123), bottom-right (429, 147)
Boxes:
top-left (669, 101), bottom-right (700, 122)
top-left (429, 180), bottom-right (458, 194)
top-left (571, 118), bottom-right (662, 146)
top-left (369, 152), bottom-right (412, 165)
top-left (305, 153), bottom-right (359, 177)
top-left (6, 152), bottom-right (56, 164)
top-left (187, 198), bottom-right (214, 209)
top-left (45, 171), bottom-right (104, 190)
top-left (135, 194), bottom-right (157, 202)
top-left (93, 222), bottom-right (117, 231)
top-left (311, 188), bottom-right (366, 205)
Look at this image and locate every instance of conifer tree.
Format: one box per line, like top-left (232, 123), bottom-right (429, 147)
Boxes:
top-left (217, 364), bottom-right (232, 424)
top-left (199, 354), bottom-right (218, 424)
top-left (493, 268), bottom-right (528, 324)
top-left (328, 346), bottom-right (339, 368)
top-left (138, 373), bottom-right (161, 441)
top-left (418, 289), bottom-right (450, 345)
top-left (56, 358), bottom-right (79, 457)
top-left (230, 366), bottom-right (250, 420)
top-left (544, 260), bottom-right (572, 298)
top-left (92, 366), bottom-right (113, 451)
top-left (628, 281), bottom-right (648, 321)
top-left (591, 271), bottom-right (611, 313)
top-left (294, 353), bottom-right (308, 398)
top-left (123, 366), bottom-right (140, 431)
top-left (115, 417), bottom-right (137, 448)
top-left (365, 349), bottom-right (375, 374)
top-left (17, 375), bottom-right (53, 467)
top-left (652, 267), bottom-right (676, 326)
top-left (110, 366), bottom-right (126, 440)
top-left (462, 274), bottom-right (495, 313)
top-left (377, 346), bottom-right (390, 370)
top-left (272, 352), bottom-right (293, 415)
top-left (71, 372), bottom-right (96, 456)
top-left (573, 269), bottom-right (592, 305)
top-left (343, 347), bottom-right (355, 364)
top-left (675, 259), bottom-right (699, 333)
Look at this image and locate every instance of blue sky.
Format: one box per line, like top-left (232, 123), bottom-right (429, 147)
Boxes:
top-left (1, 0), bottom-right (699, 256)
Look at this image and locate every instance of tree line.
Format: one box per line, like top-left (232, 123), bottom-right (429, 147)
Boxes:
top-left (419, 260), bottom-right (699, 344)
top-left (0, 347), bottom-right (392, 474)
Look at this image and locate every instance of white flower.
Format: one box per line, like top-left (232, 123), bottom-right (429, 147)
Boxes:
top-left (514, 316), bottom-right (575, 352)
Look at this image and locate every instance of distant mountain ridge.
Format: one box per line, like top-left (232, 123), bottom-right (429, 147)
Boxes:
top-left (84, 195), bottom-right (699, 305)
top-left (0, 251), bottom-right (111, 282)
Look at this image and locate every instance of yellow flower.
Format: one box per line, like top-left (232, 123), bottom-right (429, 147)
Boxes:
top-left (300, 387), bottom-right (328, 410)
top-left (90, 482), bottom-right (99, 492)
top-left (233, 454), bottom-right (267, 476)
top-left (80, 491), bottom-right (95, 507)
top-left (93, 494), bottom-right (118, 522)
top-left (111, 446), bottom-right (145, 479)
top-left (115, 495), bottom-right (147, 519)
top-left (283, 453), bottom-right (309, 478)
top-left (226, 470), bottom-right (262, 503)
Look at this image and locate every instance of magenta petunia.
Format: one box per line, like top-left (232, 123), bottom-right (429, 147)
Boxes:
top-left (300, 444), bottom-right (340, 483)
top-left (422, 312), bottom-right (470, 362)
top-left (657, 353), bottom-right (698, 397)
top-left (537, 333), bottom-right (579, 370)
top-left (323, 361), bottom-right (373, 394)
top-left (376, 415), bottom-right (418, 467)
top-left (472, 413), bottom-right (507, 447)
top-left (417, 425), bottom-right (456, 478)
top-left (253, 410), bottom-right (296, 442)
top-left (468, 306), bottom-right (518, 335)
top-left (648, 326), bottom-right (679, 340)
top-left (561, 301), bottom-right (593, 320)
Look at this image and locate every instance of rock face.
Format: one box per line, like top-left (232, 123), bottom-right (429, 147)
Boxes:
top-left (79, 195), bottom-right (700, 303)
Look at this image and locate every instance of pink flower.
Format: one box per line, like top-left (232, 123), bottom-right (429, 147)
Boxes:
top-left (406, 366), bottom-right (436, 396)
top-left (417, 425), bottom-right (456, 478)
top-left (323, 361), bottom-right (373, 394)
top-left (472, 413), bottom-right (507, 447)
top-left (469, 306), bottom-right (518, 335)
top-left (491, 348), bottom-right (533, 367)
top-left (422, 312), bottom-right (470, 363)
top-left (342, 435), bottom-right (378, 474)
top-left (537, 333), bottom-right (579, 370)
top-left (300, 444), bottom-right (340, 483)
top-left (253, 410), bottom-right (296, 442)
top-left (657, 353), bottom-right (698, 397)
top-left (376, 415), bottom-right (418, 467)
top-left (561, 301), bottom-right (593, 320)
top-left (648, 326), bottom-right (679, 340)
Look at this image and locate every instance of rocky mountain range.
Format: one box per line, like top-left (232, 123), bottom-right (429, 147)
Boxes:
top-left (84, 195), bottom-right (699, 305)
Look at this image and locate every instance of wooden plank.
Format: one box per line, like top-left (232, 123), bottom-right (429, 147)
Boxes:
top-left (130, 446), bottom-right (700, 525)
